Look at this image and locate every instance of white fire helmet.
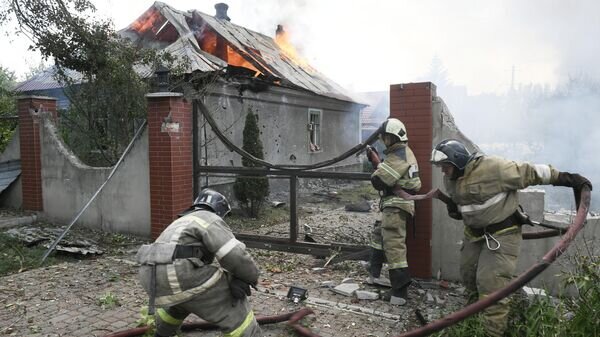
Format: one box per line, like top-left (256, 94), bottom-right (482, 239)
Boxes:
top-left (381, 118), bottom-right (408, 142)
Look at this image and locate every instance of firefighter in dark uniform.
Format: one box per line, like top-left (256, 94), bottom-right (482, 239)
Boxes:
top-left (136, 189), bottom-right (261, 337)
top-left (430, 139), bottom-right (592, 337)
top-left (369, 118), bottom-right (422, 306)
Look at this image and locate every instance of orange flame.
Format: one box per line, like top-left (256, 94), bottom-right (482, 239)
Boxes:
top-left (196, 28), bottom-right (259, 74)
top-left (130, 9), bottom-right (163, 35)
top-left (275, 25), bottom-right (314, 72)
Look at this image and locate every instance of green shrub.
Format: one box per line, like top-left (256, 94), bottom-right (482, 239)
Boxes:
top-left (233, 109), bottom-right (269, 218)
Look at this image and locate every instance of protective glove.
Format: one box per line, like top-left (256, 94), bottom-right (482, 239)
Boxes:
top-left (367, 146), bottom-right (379, 163)
top-left (553, 172), bottom-right (593, 191)
top-left (447, 201), bottom-right (463, 220)
top-left (230, 277), bottom-right (252, 306)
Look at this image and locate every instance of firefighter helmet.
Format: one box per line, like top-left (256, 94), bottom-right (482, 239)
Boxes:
top-left (192, 189), bottom-right (232, 217)
top-left (381, 118), bottom-right (408, 142)
top-left (430, 139), bottom-right (471, 170)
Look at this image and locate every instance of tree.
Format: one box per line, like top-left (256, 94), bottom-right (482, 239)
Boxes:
top-left (0, 65), bottom-right (16, 152)
top-left (233, 109), bottom-right (269, 218)
top-left (0, 0), bottom-right (181, 165)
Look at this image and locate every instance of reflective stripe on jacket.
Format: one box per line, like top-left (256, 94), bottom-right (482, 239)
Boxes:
top-left (372, 143), bottom-right (421, 215)
top-left (444, 155), bottom-right (559, 228)
top-left (138, 210), bottom-right (259, 307)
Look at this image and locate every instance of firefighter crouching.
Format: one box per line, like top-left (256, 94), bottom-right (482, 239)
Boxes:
top-left (136, 189), bottom-right (262, 337)
top-left (430, 139), bottom-right (592, 337)
top-left (368, 118), bottom-right (421, 306)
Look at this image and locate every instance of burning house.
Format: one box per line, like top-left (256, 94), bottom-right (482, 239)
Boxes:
top-left (121, 2), bottom-right (366, 181)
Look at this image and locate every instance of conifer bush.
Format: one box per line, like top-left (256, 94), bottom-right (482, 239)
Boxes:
top-left (233, 109), bottom-right (269, 218)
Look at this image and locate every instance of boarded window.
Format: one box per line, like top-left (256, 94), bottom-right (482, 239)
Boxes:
top-left (308, 109), bottom-right (322, 152)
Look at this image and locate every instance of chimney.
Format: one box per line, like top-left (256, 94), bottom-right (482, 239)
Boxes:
top-left (215, 3), bottom-right (230, 21)
top-left (276, 24), bottom-right (285, 36)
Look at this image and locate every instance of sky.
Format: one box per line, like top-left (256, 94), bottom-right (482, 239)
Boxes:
top-left (1, 0), bottom-right (599, 95)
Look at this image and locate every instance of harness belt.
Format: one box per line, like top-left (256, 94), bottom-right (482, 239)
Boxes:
top-left (145, 244), bottom-right (212, 315)
top-left (468, 213), bottom-right (519, 238)
top-left (173, 245), bottom-right (207, 259)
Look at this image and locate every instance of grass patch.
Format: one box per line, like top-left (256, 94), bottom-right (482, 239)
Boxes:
top-left (0, 232), bottom-right (75, 276)
top-left (433, 250), bottom-right (600, 337)
top-left (97, 291), bottom-right (120, 309)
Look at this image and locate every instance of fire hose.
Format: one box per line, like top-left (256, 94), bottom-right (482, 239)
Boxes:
top-left (197, 101), bottom-right (382, 171)
top-left (104, 124), bottom-right (590, 336)
top-left (104, 186), bottom-right (590, 337)
top-left (103, 308), bottom-right (316, 337)
top-left (363, 146), bottom-right (593, 336)
top-left (395, 186), bottom-right (591, 336)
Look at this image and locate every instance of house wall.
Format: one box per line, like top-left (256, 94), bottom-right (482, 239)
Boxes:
top-left (39, 118), bottom-right (151, 236)
top-left (194, 83), bottom-right (363, 193)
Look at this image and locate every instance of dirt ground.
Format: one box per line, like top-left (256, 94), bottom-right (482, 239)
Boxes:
top-left (0, 185), bottom-right (469, 337)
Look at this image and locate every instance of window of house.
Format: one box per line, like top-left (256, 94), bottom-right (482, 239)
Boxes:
top-left (308, 109), bottom-right (322, 152)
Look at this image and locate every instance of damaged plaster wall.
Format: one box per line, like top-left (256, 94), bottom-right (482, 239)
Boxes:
top-left (430, 97), bottom-right (600, 294)
top-left (0, 128), bottom-right (22, 208)
top-left (193, 82), bottom-right (362, 195)
top-left (40, 118), bottom-right (151, 236)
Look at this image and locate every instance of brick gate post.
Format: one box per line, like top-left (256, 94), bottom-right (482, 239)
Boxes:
top-left (17, 96), bottom-right (57, 211)
top-left (146, 93), bottom-right (193, 239)
top-left (389, 82), bottom-right (435, 278)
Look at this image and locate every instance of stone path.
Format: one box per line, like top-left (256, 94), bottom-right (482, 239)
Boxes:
top-left (0, 252), bottom-right (465, 337)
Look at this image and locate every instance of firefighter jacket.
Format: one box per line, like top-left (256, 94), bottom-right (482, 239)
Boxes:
top-left (136, 210), bottom-right (259, 307)
top-left (371, 143), bottom-right (422, 215)
top-left (443, 155), bottom-right (560, 231)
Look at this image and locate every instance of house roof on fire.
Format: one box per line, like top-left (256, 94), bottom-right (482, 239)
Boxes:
top-left (119, 1), bottom-right (357, 103)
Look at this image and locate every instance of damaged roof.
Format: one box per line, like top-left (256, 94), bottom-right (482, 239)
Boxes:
top-left (119, 1), bottom-right (357, 103)
top-left (13, 67), bottom-right (82, 92)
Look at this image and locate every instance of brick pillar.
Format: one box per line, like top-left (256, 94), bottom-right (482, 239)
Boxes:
top-left (17, 96), bottom-right (57, 211)
top-left (390, 82), bottom-right (435, 278)
top-left (147, 93), bottom-right (193, 239)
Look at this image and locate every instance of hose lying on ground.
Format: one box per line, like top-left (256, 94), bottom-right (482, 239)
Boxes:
top-left (106, 187), bottom-right (591, 337)
top-left (103, 309), bottom-right (314, 337)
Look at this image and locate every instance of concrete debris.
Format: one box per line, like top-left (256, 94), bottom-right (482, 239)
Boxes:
top-left (455, 286), bottom-right (466, 295)
top-left (523, 286), bottom-right (547, 298)
top-left (365, 276), bottom-right (392, 287)
top-left (271, 201), bottom-right (286, 208)
top-left (0, 214), bottom-right (37, 229)
top-left (312, 267), bottom-right (326, 273)
top-left (425, 292), bottom-right (435, 303)
top-left (331, 283), bottom-right (360, 297)
top-left (435, 295), bottom-right (446, 305)
top-left (342, 277), bottom-right (356, 284)
top-left (345, 200), bottom-right (372, 212)
top-left (418, 280), bottom-right (440, 289)
top-left (5, 226), bottom-right (104, 255)
top-left (320, 281), bottom-right (336, 288)
top-left (355, 290), bottom-right (379, 300)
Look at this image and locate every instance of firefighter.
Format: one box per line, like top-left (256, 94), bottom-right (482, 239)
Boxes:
top-left (430, 139), bottom-right (592, 337)
top-left (368, 118), bottom-right (422, 305)
top-left (136, 189), bottom-right (262, 337)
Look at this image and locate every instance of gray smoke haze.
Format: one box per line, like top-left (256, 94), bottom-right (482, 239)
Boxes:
top-left (3, 0), bottom-right (598, 210)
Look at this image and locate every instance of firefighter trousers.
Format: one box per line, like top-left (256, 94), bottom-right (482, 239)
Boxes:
top-left (154, 273), bottom-right (261, 337)
top-left (380, 207), bottom-right (409, 270)
top-left (460, 229), bottom-right (522, 337)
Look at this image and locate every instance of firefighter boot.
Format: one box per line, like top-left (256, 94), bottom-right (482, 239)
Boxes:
top-left (366, 248), bottom-right (391, 287)
top-left (389, 267), bottom-right (411, 306)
